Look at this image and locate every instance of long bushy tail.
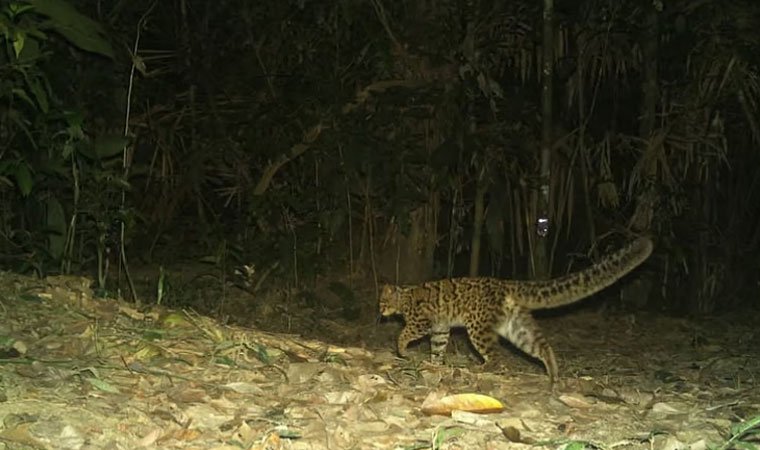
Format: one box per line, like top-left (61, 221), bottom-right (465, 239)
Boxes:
top-left (514, 237), bottom-right (653, 310)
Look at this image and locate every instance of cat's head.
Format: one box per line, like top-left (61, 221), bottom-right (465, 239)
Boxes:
top-left (378, 284), bottom-right (411, 316)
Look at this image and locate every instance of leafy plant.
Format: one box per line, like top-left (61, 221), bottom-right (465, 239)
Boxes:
top-left (713, 415), bottom-right (760, 450)
top-left (0, 0), bottom-right (118, 275)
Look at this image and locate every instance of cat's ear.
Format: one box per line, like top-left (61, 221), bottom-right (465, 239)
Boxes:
top-left (378, 283), bottom-right (395, 298)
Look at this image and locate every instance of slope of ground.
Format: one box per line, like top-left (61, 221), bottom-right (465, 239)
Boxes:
top-left (0, 272), bottom-right (758, 449)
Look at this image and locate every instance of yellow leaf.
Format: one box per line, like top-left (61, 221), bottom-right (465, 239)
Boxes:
top-left (421, 392), bottom-right (505, 416)
top-left (133, 344), bottom-right (162, 361)
top-left (162, 312), bottom-right (191, 328)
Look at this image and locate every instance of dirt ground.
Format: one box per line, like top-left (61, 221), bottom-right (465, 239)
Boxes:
top-left (1, 270), bottom-right (758, 450)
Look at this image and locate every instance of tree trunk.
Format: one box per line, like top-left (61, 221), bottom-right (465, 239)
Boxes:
top-left (627, 4), bottom-right (660, 310)
top-left (469, 177), bottom-right (486, 276)
top-left (533, 0), bottom-right (554, 278)
top-left (379, 200), bottom-right (438, 285)
top-left (630, 3), bottom-right (659, 233)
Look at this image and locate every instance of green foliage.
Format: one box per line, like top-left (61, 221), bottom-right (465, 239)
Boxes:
top-left (432, 426), bottom-right (464, 450)
top-left (0, 159), bottom-right (33, 196)
top-left (0, 0), bottom-right (119, 274)
top-left (24, 0), bottom-right (115, 59)
top-left (713, 415), bottom-right (760, 450)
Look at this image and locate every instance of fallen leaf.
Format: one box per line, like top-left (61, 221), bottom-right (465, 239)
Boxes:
top-left (0, 423), bottom-right (47, 448)
top-left (497, 424), bottom-right (523, 443)
top-left (451, 410), bottom-right (497, 427)
top-left (558, 394), bottom-right (595, 409)
top-left (135, 428), bottom-right (161, 447)
top-left (651, 402), bottom-right (682, 416)
top-left (421, 392), bottom-right (505, 416)
top-left (162, 312), bottom-right (192, 328)
top-left (85, 377), bottom-right (121, 394)
top-left (170, 427), bottom-right (202, 441)
top-left (119, 305), bottom-right (146, 320)
top-left (223, 381), bottom-right (264, 395)
top-left (251, 432), bottom-right (282, 450)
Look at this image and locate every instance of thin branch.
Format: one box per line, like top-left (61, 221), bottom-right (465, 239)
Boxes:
top-left (252, 79), bottom-right (426, 196)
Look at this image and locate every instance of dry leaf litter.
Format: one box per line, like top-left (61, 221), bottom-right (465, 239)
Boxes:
top-left (0, 271), bottom-right (758, 449)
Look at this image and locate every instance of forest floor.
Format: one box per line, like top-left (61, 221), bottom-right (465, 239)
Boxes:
top-left (1, 269), bottom-right (759, 450)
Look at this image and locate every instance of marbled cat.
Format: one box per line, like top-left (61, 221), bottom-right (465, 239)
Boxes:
top-left (379, 237), bottom-right (653, 384)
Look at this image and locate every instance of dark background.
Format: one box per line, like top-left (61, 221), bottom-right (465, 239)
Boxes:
top-left (2, 0), bottom-right (759, 321)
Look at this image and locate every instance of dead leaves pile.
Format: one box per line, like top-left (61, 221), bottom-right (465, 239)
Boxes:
top-left (0, 271), bottom-right (758, 449)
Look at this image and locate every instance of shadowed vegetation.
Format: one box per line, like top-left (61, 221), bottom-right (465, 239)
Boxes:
top-left (1, 0), bottom-right (759, 316)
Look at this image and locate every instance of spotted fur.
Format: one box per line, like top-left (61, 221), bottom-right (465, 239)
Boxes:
top-left (379, 237), bottom-right (653, 384)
